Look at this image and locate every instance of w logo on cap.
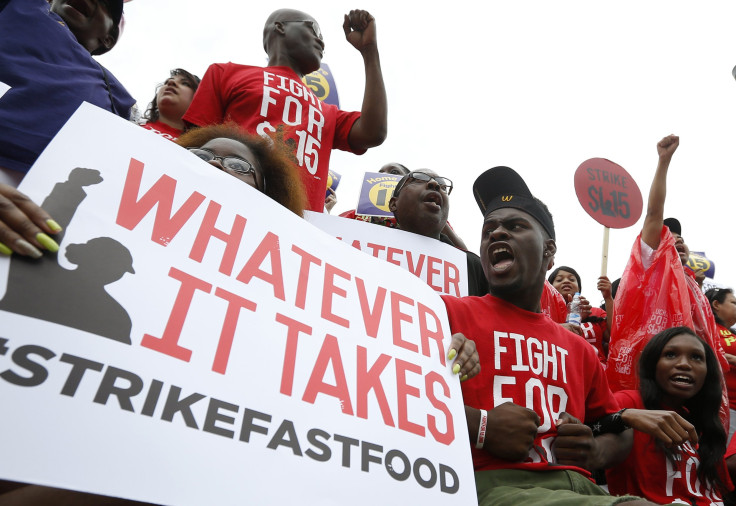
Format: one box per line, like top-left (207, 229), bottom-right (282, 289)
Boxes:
top-left (502, 195), bottom-right (513, 201)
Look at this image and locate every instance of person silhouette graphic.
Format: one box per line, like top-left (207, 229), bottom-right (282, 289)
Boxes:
top-left (0, 167), bottom-right (134, 344)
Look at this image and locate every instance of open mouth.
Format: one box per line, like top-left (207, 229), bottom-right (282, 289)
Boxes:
top-left (490, 245), bottom-right (514, 270)
top-left (423, 192), bottom-right (442, 210)
top-left (670, 374), bottom-right (694, 385)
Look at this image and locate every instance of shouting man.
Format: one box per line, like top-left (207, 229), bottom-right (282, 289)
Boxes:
top-left (442, 166), bottom-right (654, 505)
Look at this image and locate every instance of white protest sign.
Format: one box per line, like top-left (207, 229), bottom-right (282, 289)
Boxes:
top-left (305, 211), bottom-right (470, 297)
top-left (0, 103), bottom-right (476, 505)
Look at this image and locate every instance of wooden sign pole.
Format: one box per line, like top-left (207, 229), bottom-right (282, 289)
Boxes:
top-left (601, 226), bottom-right (610, 277)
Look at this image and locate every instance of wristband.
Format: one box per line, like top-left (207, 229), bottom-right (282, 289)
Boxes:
top-left (475, 409), bottom-right (488, 449)
top-left (589, 408), bottom-right (630, 435)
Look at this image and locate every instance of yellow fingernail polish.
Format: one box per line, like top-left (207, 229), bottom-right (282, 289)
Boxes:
top-left (46, 219), bottom-right (62, 233)
top-left (447, 349), bottom-right (457, 360)
top-left (460, 375), bottom-right (468, 382)
top-left (452, 363), bottom-right (461, 375)
top-left (0, 242), bottom-right (11, 255)
top-left (36, 233), bottom-right (59, 253)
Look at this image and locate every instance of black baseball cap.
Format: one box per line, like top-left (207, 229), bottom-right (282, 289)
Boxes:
top-left (663, 217), bottom-right (682, 236)
top-left (473, 166), bottom-right (555, 240)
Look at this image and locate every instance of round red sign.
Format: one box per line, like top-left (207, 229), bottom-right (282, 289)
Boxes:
top-left (574, 158), bottom-right (643, 229)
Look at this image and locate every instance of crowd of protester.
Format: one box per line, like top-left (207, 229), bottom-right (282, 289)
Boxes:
top-left (1, 1), bottom-right (735, 505)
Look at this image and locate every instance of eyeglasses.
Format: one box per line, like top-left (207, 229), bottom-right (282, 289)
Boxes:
top-left (281, 20), bottom-right (322, 40)
top-left (188, 147), bottom-right (260, 182)
top-left (396, 171), bottom-right (454, 195)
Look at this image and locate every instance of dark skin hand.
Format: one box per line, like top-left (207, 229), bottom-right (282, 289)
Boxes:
top-left (466, 402), bottom-right (540, 462)
top-left (324, 187), bottom-right (337, 213)
top-left (694, 269), bottom-right (706, 287)
top-left (446, 332), bottom-right (480, 381)
top-left (621, 408), bottom-right (698, 447)
top-left (552, 412), bottom-right (595, 469)
top-left (0, 183), bottom-right (61, 257)
top-left (553, 412), bottom-right (633, 471)
top-left (343, 10), bottom-right (387, 151)
top-left (565, 293), bottom-right (592, 320)
top-left (559, 295), bottom-right (591, 337)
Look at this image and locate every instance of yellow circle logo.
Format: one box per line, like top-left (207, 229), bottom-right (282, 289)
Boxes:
top-left (367, 180), bottom-right (398, 212)
top-left (687, 253), bottom-right (711, 273)
top-left (302, 71), bottom-right (331, 102)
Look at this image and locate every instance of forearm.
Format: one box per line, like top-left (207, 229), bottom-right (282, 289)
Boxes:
top-left (465, 405), bottom-right (481, 445)
top-left (349, 46), bottom-right (387, 150)
top-left (641, 157), bottom-right (670, 249)
top-left (589, 431), bottom-right (632, 470)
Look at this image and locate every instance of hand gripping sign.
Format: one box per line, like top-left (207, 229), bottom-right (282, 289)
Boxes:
top-left (688, 250), bottom-right (716, 279)
top-left (574, 158), bottom-right (643, 275)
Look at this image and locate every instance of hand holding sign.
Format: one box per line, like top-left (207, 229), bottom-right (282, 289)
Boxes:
top-left (0, 183), bottom-right (61, 258)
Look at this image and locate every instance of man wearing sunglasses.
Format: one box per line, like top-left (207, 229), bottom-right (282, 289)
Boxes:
top-left (184, 8), bottom-right (387, 214)
top-left (389, 169), bottom-right (489, 297)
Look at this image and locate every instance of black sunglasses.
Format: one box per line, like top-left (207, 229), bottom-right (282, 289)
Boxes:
top-left (396, 171), bottom-right (453, 195)
top-left (281, 20), bottom-right (322, 40)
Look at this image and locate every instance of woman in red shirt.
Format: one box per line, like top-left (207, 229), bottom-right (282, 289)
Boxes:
top-left (141, 68), bottom-right (200, 141)
top-left (606, 326), bottom-right (728, 504)
top-left (548, 265), bottom-right (611, 363)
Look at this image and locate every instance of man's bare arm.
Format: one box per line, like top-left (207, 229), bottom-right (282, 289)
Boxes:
top-left (641, 134), bottom-right (679, 249)
top-left (343, 10), bottom-right (387, 151)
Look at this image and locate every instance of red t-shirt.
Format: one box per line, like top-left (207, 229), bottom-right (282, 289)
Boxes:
top-left (442, 294), bottom-right (619, 475)
top-left (540, 279), bottom-right (567, 324)
top-left (718, 323), bottom-right (736, 411)
top-left (606, 390), bottom-right (727, 505)
top-left (581, 306), bottom-right (608, 364)
top-left (183, 63), bottom-right (362, 212)
top-left (141, 120), bottom-right (181, 141)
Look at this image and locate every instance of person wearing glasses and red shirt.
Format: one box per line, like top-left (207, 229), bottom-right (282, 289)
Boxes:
top-left (388, 169), bottom-right (489, 297)
top-left (184, 8), bottom-right (387, 213)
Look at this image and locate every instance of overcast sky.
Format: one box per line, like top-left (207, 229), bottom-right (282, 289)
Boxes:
top-left (100, 0), bottom-right (736, 301)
